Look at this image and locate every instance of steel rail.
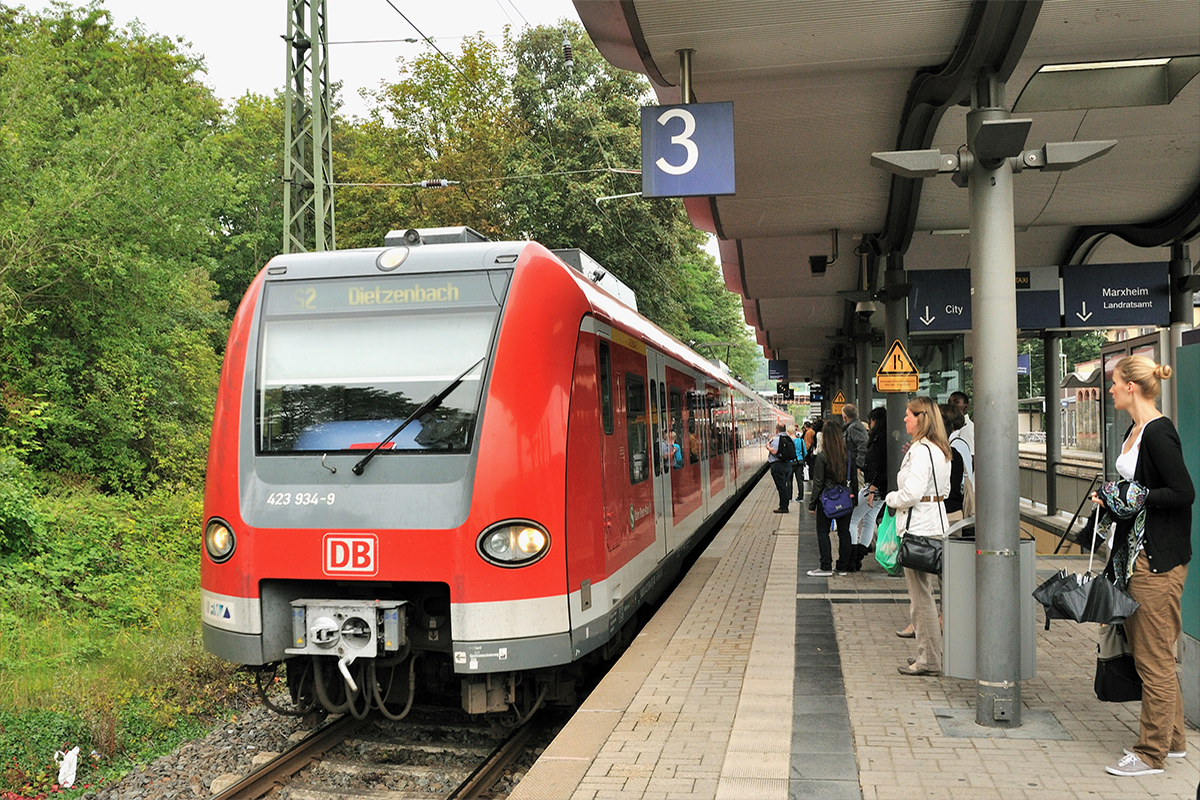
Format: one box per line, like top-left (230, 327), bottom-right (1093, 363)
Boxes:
top-left (208, 712), bottom-right (362, 800)
top-left (448, 722), bottom-right (535, 799)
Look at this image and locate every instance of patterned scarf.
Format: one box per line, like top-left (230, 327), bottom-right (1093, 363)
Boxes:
top-left (1097, 480), bottom-right (1148, 589)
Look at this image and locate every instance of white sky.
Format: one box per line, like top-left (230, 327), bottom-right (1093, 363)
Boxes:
top-left (35, 0), bottom-right (581, 119)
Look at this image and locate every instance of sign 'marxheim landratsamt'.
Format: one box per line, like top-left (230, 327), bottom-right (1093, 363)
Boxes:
top-left (1061, 262), bottom-right (1170, 329)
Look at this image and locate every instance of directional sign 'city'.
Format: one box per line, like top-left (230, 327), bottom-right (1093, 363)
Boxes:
top-left (908, 269), bottom-right (971, 333)
top-left (1061, 262), bottom-right (1170, 329)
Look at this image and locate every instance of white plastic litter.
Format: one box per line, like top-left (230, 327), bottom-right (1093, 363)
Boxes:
top-left (55, 746), bottom-right (79, 788)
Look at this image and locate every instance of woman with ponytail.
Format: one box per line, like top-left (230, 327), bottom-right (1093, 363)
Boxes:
top-left (1097, 355), bottom-right (1193, 778)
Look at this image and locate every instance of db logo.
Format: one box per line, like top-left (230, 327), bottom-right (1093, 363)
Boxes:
top-left (323, 534), bottom-right (378, 575)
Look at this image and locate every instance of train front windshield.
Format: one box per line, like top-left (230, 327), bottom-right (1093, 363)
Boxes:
top-left (257, 270), bottom-right (510, 454)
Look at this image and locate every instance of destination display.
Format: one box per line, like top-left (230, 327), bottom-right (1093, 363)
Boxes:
top-left (264, 272), bottom-right (508, 315)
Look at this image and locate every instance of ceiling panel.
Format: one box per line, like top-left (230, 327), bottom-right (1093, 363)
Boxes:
top-left (577, 0), bottom-right (1200, 381)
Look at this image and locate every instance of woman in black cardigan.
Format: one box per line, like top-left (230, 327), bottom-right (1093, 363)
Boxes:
top-left (1096, 355), bottom-right (1193, 777)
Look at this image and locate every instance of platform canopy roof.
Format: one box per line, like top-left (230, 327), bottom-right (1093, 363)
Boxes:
top-left (574, 0), bottom-right (1200, 384)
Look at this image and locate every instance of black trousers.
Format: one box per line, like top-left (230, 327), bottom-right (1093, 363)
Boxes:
top-left (770, 461), bottom-right (792, 510)
top-left (815, 505), bottom-right (853, 571)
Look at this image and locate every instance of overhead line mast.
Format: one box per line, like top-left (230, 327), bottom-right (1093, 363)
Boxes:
top-left (283, 0), bottom-right (335, 253)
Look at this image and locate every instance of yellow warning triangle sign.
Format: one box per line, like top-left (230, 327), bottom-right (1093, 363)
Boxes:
top-left (833, 391), bottom-right (845, 404)
top-left (876, 340), bottom-right (918, 376)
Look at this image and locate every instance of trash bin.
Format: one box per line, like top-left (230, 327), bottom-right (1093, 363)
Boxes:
top-left (942, 521), bottom-right (1037, 681)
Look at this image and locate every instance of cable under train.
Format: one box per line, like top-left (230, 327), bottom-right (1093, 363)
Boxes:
top-left (200, 226), bottom-right (790, 721)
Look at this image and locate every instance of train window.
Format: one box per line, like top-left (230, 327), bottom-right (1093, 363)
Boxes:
top-left (626, 373), bottom-right (649, 485)
top-left (256, 271), bottom-right (505, 454)
top-left (650, 379), bottom-right (661, 476)
top-left (598, 341), bottom-right (614, 435)
top-left (669, 387), bottom-right (684, 467)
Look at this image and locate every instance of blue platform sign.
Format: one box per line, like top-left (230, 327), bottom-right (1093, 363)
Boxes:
top-left (641, 102), bottom-right (735, 198)
top-left (767, 359), bottom-right (788, 381)
top-left (1061, 262), bottom-right (1170, 329)
top-left (1017, 353), bottom-right (1031, 376)
top-left (909, 269), bottom-right (971, 333)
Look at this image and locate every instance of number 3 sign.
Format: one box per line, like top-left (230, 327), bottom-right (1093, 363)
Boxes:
top-left (640, 102), bottom-right (735, 198)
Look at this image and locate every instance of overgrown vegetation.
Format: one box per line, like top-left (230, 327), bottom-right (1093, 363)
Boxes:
top-left (0, 3), bottom-right (761, 794)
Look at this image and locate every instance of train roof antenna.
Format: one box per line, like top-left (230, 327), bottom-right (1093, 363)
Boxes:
top-left (351, 357), bottom-right (486, 476)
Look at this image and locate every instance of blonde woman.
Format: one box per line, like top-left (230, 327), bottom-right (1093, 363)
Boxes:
top-left (886, 396), bottom-right (951, 676)
top-left (1096, 355), bottom-right (1193, 777)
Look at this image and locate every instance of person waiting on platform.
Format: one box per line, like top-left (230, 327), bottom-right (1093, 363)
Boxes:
top-left (940, 403), bottom-right (973, 522)
top-left (806, 416), bottom-right (858, 577)
top-left (948, 390), bottom-right (974, 453)
top-left (766, 422), bottom-right (794, 514)
top-left (790, 425), bottom-right (808, 502)
top-left (1095, 355), bottom-right (1193, 778)
top-left (841, 402), bottom-right (868, 474)
top-left (887, 396), bottom-right (951, 676)
top-left (848, 406), bottom-right (888, 570)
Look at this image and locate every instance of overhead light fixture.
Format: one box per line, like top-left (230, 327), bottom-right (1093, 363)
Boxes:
top-left (1038, 58), bottom-right (1171, 73)
top-left (1014, 55), bottom-right (1200, 112)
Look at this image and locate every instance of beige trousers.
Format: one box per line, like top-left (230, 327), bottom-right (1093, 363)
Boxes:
top-left (1123, 551), bottom-right (1188, 769)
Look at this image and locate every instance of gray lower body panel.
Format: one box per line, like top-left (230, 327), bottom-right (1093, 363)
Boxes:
top-left (204, 623), bottom-right (266, 665)
top-left (452, 632), bottom-right (573, 674)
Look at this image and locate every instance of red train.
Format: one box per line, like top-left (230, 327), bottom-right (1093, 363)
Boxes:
top-left (200, 227), bottom-right (788, 719)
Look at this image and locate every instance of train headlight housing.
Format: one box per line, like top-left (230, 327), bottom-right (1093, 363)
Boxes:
top-left (204, 518), bottom-right (236, 563)
top-left (477, 521), bottom-right (550, 567)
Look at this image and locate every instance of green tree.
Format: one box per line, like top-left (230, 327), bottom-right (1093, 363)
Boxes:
top-left (0, 3), bottom-right (228, 491)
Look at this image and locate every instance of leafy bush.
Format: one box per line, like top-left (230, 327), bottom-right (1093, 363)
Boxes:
top-left (0, 456), bottom-right (42, 555)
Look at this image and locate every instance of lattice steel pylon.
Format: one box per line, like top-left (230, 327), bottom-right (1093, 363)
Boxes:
top-left (283, 0), bottom-right (334, 253)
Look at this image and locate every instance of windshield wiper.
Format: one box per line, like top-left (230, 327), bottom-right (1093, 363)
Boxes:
top-left (351, 357), bottom-right (485, 476)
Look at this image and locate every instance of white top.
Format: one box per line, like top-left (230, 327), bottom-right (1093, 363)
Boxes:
top-left (885, 439), bottom-right (951, 538)
top-left (949, 434), bottom-right (973, 482)
top-left (959, 414), bottom-right (974, 453)
top-left (1115, 424), bottom-right (1146, 481)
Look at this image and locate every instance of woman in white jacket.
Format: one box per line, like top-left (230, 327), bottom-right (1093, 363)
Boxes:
top-left (886, 395), bottom-right (952, 676)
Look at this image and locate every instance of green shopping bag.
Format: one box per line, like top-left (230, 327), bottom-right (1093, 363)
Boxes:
top-left (874, 505), bottom-right (903, 576)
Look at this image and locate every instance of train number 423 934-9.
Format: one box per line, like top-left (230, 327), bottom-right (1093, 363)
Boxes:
top-left (266, 492), bottom-right (336, 507)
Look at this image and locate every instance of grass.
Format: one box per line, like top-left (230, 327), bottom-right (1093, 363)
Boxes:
top-left (0, 470), bottom-right (256, 796)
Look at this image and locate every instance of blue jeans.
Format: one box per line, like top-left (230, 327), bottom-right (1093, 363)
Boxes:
top-left (849, 487), bottom-right (883, 547)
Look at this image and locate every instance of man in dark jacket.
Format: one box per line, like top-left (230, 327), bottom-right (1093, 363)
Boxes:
top-left (842, 403), bottom-right (868, 473)
top-left (767, 422), bottom-right (793, 514)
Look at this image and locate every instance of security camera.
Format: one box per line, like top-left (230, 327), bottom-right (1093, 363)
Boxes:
top-left (855, 300), bottom-right (877, 317)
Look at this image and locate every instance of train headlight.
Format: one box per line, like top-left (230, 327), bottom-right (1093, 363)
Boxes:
top-left (204, 518), bottom-right (236, 563)
top-left (477, 521), bottom-right (550, 567)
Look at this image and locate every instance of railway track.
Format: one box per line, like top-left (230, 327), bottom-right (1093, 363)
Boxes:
top-left (210, 706), bottom-right (546, 800)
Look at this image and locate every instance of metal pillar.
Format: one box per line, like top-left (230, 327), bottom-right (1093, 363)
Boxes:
top-left (856, 330), bottom-right (873, 413)
top-left (283, 0), bottom-right (335, 253)
top-left (1167, 242), bottom-right (1194, 420)
top-left (967, 76), bottom-right (1022, 728)
top-left (884, 254), bottom-right (908, 485)
top-left (1043, 333), bottom-right (1061, 516)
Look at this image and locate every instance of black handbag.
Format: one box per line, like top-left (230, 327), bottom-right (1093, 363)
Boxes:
top-left (897, 444), bottom-right (945, 574)
top-left (897, 534), bottom-right (943, 573)
top-left (1094, 624), bottom-right (1142, 702)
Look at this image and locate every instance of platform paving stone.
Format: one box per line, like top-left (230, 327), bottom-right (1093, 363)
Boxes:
top-left (511, 475), bottom-right (1199, 800)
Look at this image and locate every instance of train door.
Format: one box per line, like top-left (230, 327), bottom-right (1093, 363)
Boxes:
top-left (647, 349), bottom-right (671, 561)
top-left (689, 384), bottom-right (712, 519)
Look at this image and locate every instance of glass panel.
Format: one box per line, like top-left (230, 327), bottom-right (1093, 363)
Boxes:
top-left (599, 341), bottom-right (614, 435)
top-left (257, 272), bottom-right (505, 454)
top-left (650, 378), bottom-right (661, 476)
top-left (626, 373), bottom-right (649, 484)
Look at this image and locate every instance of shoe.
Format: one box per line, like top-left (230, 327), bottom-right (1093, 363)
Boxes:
top-left (1105, 752), bottom-right (1163, 776)
top-left (895, 628), bottom-right (915, 639)
top-left (897, 665), bottom-right (939, 676)
top-left (1124, 748), bottom-right (1186, 759)
top-left (907, 657), bottom-right (916, 665)
top-left (773, 508), bottom-right (789, 514)
top-left (806, 569), bottom-right (834, 577)
top-left (834, 570), bottom-right (848, 576)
